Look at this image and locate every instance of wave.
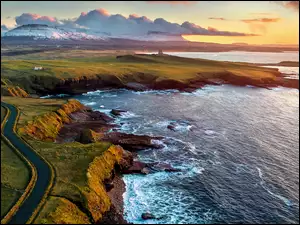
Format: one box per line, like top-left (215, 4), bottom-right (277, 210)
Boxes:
top-left (181, 85), bottom-right (220, 96)
top-left (257, 167), bottom-right (293, 207)
top-left (84, 101), bottom-right (97, 106)
top-left (123, 165), bottom-right (209, 224)
top-left (40, 93), bottom-right (70, 98)
top-left (119, 111), bottom-right (141, 119)
top-left (132, 89), bottom-right (180, 95)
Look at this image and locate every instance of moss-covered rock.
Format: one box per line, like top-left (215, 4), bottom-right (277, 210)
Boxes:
top-left (1, 85), bottom-right (29, 97)
top-left (76, 129), bottom-right (104, 144)
top-left (84, 145), bottom-right (124, 222)
top-left (19, 99), bottom-right (86, 141)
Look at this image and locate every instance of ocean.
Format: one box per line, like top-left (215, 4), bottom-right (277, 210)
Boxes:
top-left (51, 51), bottom-right (299, 224)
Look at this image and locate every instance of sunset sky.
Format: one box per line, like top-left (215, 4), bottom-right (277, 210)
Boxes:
top-left (1, 1), bottom-right (299, 45)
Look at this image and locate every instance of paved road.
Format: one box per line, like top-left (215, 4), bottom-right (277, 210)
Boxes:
top-left (1, 102), bottom-right (52, 224)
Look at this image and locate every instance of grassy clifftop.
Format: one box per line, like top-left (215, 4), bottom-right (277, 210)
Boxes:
top-left (18, 99), bottom-right (85, 141)
top-left (1, 97), bottom-right (128, 224)
top-left (2, 54), bottom-right (295, 95)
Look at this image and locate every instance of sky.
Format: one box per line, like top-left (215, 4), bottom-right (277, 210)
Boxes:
top-left (1, 1), bottom-right (299, 45)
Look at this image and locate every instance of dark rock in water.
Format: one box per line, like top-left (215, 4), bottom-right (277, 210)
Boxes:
top-left (164, 168), bottom-right (182, 172)
top-left (182, 87), bottom-right (197, 93)
top-left (148, 162), bottom-right (181, 173)
top-left (141, 167), bottom-right (150, 175)
top-left (89, 111), bottom-right (114, 122)
top-left (167, 121), bottom-right (178, 131)
top-left (105, 182), bottom-right (114, 192)
top-left (141, 212), bottom-right (156, 220)
top-left (167, 124), bottom-right (176, 131)
top-left (125, 82), bottom-right (148, 91)
top-left (111, 109), bottom-right (127, 116)
top-left (70, 110), bottom-right (114, 123)
top-left (101, 132), bottom-right (164, 151)
top-left (122, 161), bottom-right (148, 174)
top-left (122, 161), bottom-right (181, 174)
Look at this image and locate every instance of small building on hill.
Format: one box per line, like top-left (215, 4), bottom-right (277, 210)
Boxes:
top-left (158, 49), bottom-right (163, 55)
top-left (33, 66), bottom-right (43, 71)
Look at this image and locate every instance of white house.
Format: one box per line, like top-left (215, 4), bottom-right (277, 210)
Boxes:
top-left (34, 66), bottom-right (43, 70)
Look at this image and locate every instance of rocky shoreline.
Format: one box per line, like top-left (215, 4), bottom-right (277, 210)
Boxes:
top-left (55, 105), bottom-right (181, 223)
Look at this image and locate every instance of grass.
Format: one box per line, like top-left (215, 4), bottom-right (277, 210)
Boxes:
top-left (1, 54), bottom-right (278, 81)
top-left (1, 106), bottom-right (30, 218)
top-left (35, 196), bottom-right (90, 224)
top-left (1, 97), bottom-right (66, 130)
top-left (1, 53), bottom-right (281, 95)
top-left (1, 185), bottom-right (21, 218)
top-left (1, 97), bottom-right (120, 223)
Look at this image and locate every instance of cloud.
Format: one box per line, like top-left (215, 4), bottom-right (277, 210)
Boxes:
top-left (247, 23), bottom-right (267, 34)
top-left (241, 17), bottom-right (280, 34)
top-left (147, 1), bottom-right (196, 5)
top-left (241, 17), bottom-right (281, 23)
top-left (15, 13), bottom-right (62, 26)
top-left (249, 13), bottom-right (273, 16)
top-left (208, 17), bottom-right (227, 21)
top-left (181, 21), bottom-right (257, 36)
top-left (272, 1), bottom-right (299, 12)
top-left (12, 8), bottom-right (258, 37)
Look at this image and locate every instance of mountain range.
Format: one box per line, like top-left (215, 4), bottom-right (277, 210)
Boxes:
top-left (1, 24), bottom-right (187, 42)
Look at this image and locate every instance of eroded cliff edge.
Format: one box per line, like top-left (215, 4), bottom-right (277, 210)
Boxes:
top-left (12, 98), bottom-right (134, 224)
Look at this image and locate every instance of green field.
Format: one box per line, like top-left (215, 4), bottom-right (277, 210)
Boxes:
top-left (1, 97), bottom-right (119, 223)
top-left (1, 54), bottom-right (278, 80)
top-left (1, 106), bottom-right (30, 218)
top-left (1, 53), bottom-right (283, 96)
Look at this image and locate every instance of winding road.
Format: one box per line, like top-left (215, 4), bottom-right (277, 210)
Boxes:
top-left (1, 102), bottom-right (52, 224)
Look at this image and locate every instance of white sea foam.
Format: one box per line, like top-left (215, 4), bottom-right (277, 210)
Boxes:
top-left (133, 89), bottom-right (179, 95)
top-left (257, 167), bottom-right (293, 207)
top-left (40, 94), bottom-right (53, 99)
top-left (123, 167), bottom-right (209, 224)
top-left (204, 130), bottom-right (216, 135)
top-left (85, 102), bottom-right (96, 106)
top-left (40, 93), bottom-right (70, 98)
top-left (119, 111), bottom-right (140, 119)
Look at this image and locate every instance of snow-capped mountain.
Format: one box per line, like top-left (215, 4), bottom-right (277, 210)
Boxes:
top-left (2, 24), bottom-right (188, 42)
top-left (1, 25), bottom-right (9, 36)
top-left (2, 24), bottom-right (108, 41)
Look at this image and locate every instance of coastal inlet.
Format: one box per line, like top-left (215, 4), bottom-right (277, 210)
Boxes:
top-left (60, 83), bottom-right (299, 224)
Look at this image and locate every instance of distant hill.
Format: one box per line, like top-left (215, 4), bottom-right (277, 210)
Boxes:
top-left (2, 24), bottom-right (107, 41)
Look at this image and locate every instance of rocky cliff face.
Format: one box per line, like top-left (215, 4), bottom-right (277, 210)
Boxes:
top-left (1, 85), bottom-right (29, 97)
top-left (19, 99), bottom-right (86, 141)
top-left (84, 145), bottom-right (125, 223)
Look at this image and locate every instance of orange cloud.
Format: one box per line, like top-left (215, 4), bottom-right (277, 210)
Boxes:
top-left (241, 17), bottom-right (280, 35)
top-left (207, 26), bottom-right (218, 32)
top-left (249, 12), bottom-right (274, 16)
top-left (273, 1), bottom-right (299, 12)
top-left (147, 1), bottom-right (196, 5)
top-left (241, 18), bottom-right (281, 23)
top-left (208, 17), bottom-right (227, 21)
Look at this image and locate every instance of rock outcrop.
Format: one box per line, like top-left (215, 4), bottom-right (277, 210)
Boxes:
top-left (76, 128), bottom-right (104, 144)
top-left (101, 132), bottom-right (164, 151)
top-left (19, 99), bottom-right (87, 141)
top-left (110, 109), bottom-right (127, 116)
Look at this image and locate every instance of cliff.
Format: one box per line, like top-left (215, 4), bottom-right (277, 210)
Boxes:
top-left (18, 99), bottom-right (86, 141)
top-left (1, 85), bottom-right (29, 97)
top-left (2, 54), bottom-right (298, 97)
top-left (84, 144), bottom-right (124, 222)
